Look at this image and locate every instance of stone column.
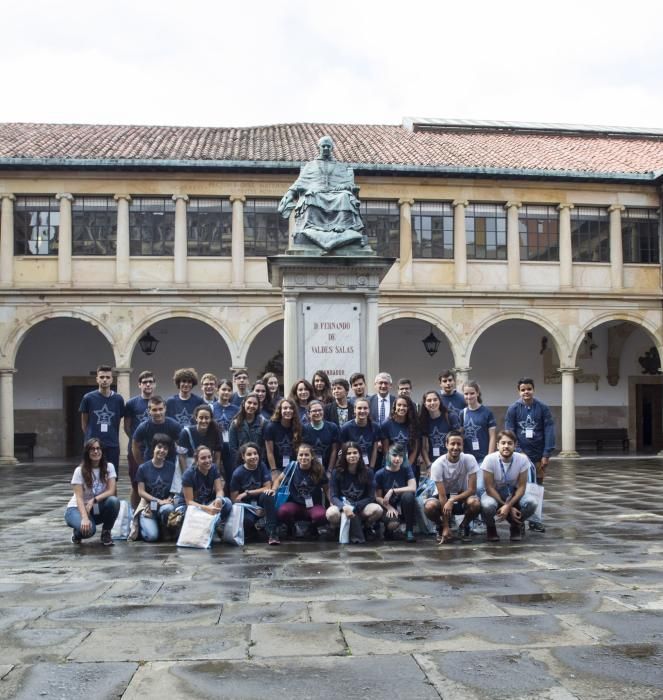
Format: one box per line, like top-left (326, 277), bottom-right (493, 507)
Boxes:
top-left (114, 194), bottom-right (131, 285)
top-left (0, 193), bottom-right (15, 285)
top-left (56, 193), bottom-right (73, 285)
top-left (173, 194), bottom-right (189, 284)
top-left (366, 294), bottom-right (380, 383)
top-left (114, 367), bottom-right (132, 469)
top-left (230, 195), bottom-right (246, 287)
top-left (557, 203), bottom-right (574, 289)
top-left (283, 294), bottom-right (298, 391)
top-left (398, 198), bottom-right (414, 286)
top-left (0, 368), bottom-right (17, 465)
top-left (453, 200), bottom-right (468, 287)
top-left (505, 201), bottom-right (521, 289)
top-left (558, 367), bottom-right (579, 457)
top-left (608, 204), bottom-right (624, 290)
top-left (453, 366), bottom-right (472, 389)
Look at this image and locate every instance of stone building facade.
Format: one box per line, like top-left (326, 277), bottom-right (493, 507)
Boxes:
top-left (0, 118), bottom-right (661, 462)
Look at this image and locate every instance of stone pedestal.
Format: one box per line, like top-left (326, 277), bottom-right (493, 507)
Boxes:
top-left (268, 254), bottom-right (395, 390)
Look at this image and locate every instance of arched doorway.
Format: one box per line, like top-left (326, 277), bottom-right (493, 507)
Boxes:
top-left (244, 320), bottom-right (284, 390)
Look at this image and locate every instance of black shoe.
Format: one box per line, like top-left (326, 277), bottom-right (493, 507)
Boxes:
top-left (100, 529), bottom-right (114, 546)
top-left (71, 533), bottom-right (82, 544)
top-left (528, 521), bottom-right (546, 533)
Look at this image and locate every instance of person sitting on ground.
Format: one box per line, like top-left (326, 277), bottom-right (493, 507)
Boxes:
top-left (136, 434), bottom-right (179, 542)
top-left (326, 442), bottom-right (382, 543)
top-left (230, 442), bottom-right (280, 545)
top-left (481, 429), bottom-right (538, 542)
top-left (424, 430), bottom-right (481, 544)
top-left (65, 438), bottom-right (120, 546)
top-left (374, 444), bottom-right (417, 543)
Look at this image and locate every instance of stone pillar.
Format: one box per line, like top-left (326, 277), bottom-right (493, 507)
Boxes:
top-left (0, 368), bottom-right (17, 465)
top-left (453, 200), bottom-right (468, 287)
top-left (557, 203), bottom-right (574, 289)
top-left (453, 366), bottom-right (472, 389)
top-left (398, 198), bottom-right (414, 286)
top-left (56, 193), bottom-right (73, 285)
top-left (283, 294), bottom-right (298, 391)
top-left (505, 201), bottom-right (521, 289)
top-left (0, 193), bottom-right (15, 285)
top-left (114, 194), bottom-right (131, 285)
top-left (230, 195), bottom-right (246, 287)
top-left (608, 204), bottom-right (624, 290)
top-left (366, 294), bottom-right (380, 383)
top-left (558, 367), bottom-right (579, 457)
top-left (173, 194), bottom-right (189, 284)
top-left (114, 367), bottom-right (132, 406)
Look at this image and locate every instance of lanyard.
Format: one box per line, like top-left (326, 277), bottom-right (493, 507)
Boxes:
top-left (498, 458), bottom-right (514, 484)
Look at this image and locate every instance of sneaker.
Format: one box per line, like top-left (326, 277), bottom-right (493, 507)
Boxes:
top-left (100, 529), bottom-right (114, 546)
top-left (510, 524), bottom-right (522, 541)
top-left (471, 520), bottom-right (486, 535)
top-left (268, 534), bottom-right (281, 546)
top-left (528, 521), bottom-right (546, 533)
top-left (71, 533), bottom-right (82, 544)
top-left (405, 530), bottom-right (416, 543)
top-left (486, 525), bottom-right (500, 542)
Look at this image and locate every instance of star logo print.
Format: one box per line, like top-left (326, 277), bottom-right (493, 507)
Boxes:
top-left (342, 483), bottom-right (365, 502)
top-left (276, 436), bottom-right (292, 458)
top-left (175, 408), bottom-right (192, 426)
top-left (462, 417), bottom-right (481, 442)
top-left (93, 404), bottom-right (114, 425)
top-left (518, 415), bottom-right (537, 437)
top-left (429, 426), bottom-right (446, 448)
top-left (151, 474), bottom-right (169, 500)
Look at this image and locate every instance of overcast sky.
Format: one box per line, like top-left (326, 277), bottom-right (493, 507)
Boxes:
top-left (3, 0), bottom-right (662, 130)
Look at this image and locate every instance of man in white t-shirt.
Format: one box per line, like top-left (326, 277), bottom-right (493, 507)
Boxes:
top-left (481, 429), bottom-right (538, 542)
top-left (424, 430), bottom-right (481, 544)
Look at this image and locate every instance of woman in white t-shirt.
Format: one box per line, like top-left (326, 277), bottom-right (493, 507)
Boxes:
top-left (64, 438), bottom-right (120, 546)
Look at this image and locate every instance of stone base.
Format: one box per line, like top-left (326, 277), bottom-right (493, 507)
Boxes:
top-left (558, 450), bottom-right (580, 458)
top-left (0, 457), bottom-right (19, 465)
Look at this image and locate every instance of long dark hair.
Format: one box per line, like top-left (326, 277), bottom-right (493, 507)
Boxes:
top-left (297, 442), bottom-right (325, 484)
top-left (288, 378), bottom-right (314, 407)
top-left (335, 441), bottom-right (370, 484)
top-left (80, 438), bottom-right (109, 489)
top-left (311, 369), bottom-right (333, 404)
top-left (193, 404), bottom-right (221, 451)
top-left (233, 392), bottom-right (261, 428)
top-left (271, 398), bottom-right (302, 448)
top-left (418, 390), bottom-right (451, 434)
top-left (390, 396), bottom-right (419, 439)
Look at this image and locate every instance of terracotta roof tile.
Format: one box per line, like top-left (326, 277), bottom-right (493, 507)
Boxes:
top-left (0, 121), bottom-right (662, 177)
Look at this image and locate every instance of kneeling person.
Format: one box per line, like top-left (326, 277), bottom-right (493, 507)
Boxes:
top-left (481, 430), bottom-right (538, 542)
top-left (375, 444), bottom-right (417, 543)
top-left (424, 430), bottom-right (480, 544)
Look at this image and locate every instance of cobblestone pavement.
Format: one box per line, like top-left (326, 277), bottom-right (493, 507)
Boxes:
top-left (0, 457), bottom-right (662, 699)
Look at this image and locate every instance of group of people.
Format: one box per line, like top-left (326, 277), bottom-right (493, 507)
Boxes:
top-left (67, 365), bottom-right (555, 547)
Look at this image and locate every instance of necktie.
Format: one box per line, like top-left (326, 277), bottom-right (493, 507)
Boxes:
top-left (379, 398), bottom-right (386, 423)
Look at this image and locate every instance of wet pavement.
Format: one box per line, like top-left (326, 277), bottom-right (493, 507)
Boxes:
top-left (0, 457), bottom-right (662, 699)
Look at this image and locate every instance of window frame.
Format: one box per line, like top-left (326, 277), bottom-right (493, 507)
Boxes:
top-left (518, 204), bottom-right (560, 262)
top-left (412, 201), bottom-right (454, 259)
top-left (187, 197), bottom-right (232, 257)
top-left (72, 196), bottom-right (118, 256)
top-left (465, 203), bottom-right (507, 260)
top-left (13, 195), bottom-right (60, 256)
top-left (129, 197), bottom-right (176, 256)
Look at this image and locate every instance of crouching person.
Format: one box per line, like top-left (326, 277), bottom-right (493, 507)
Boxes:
top-left (180, 445), bottom-right (232, 536)
top-left (326, 442), bottom-right (382, 543)
top-left (480, 430), bottom-right (538, 542)
top-left (375, 444), bottom-right (417, 543)
top-left (424, 430), bottom-right (481, 544)
top-left (136, 434), bottom-right (179, 542)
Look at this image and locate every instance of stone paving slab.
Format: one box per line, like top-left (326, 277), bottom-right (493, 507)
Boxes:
top-left (43, 602), bottom-right (223, 627)
top-left (121, 655), bottom-right (440, 699)
top-left (0, 627), bottom-right (90, 664)
top-left (219, 601), bottom-right (309, 624)
top-left (250, 622), bottom-right (347, 658)
top-left (68, 623), bottom-right (250, 662)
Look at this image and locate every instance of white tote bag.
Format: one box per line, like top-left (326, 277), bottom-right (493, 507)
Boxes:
top-left (222, 504), bottom-right (245, 546)
top-left (525, 482), bottom-right (544, 521)
top-left (339, 512), bottom-right (351, 544)
top-left (176, 506), bottom-right (219, 549)
top-left (110, 499), bottom-right (132, 541)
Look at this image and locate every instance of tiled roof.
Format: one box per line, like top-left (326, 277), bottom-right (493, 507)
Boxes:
top-left (1, 120), bottom-right (662, 179)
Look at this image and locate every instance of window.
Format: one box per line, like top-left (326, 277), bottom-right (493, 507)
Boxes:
top-left (518, 205), bottom-right (559, 261)
top-left (244, 199), bottom-right (289, 256)
top-left (14, 196), bottom-right (59, 255)
top-left (412, 201), bottom-right (453, 259)
top-left (129, 198), bottom-right (175, 256)
top-left (187, 198), bottom-right (232, 256)
top-left (622, 208), bottom-right (659, 264)
top-left (571, 207), bottom-right (609, 262)
top-left (361, 200), bottom-right (399, 257)
top-left (72, 196), bottom-right (117, 255)
top-left (465, 203), bottom-right (506, 259)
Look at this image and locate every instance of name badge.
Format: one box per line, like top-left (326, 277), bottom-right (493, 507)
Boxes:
top-left (100, 423), bottom-right (108, 433)
top-left (92, 502), bottom-right (100, 515)
top-left (525, 428), bottom-right (534, 439)
top-left (472, 440), bottom-right (480, 451)
top-left (432, 447), bottom-right (440, 457)
top-left (222, 430), bottom-right (229, 442)
top-left (304, 497), bottom-right (314, 509)
top-left (282, 456), bottom-right (290, 468)
top-left (150, 500), bottom-right (158, 512)
top-left (362, 453), bottom-right (369, 465)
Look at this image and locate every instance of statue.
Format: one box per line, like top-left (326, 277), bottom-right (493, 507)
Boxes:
top-left (278, 135), bottom-right (368, 253)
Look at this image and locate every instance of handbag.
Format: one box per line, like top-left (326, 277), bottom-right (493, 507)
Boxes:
top-left (525, 482), bottom-right (544, 521)
top-left (275, 461), bottom-right (297, 510)
top-left (110, 499), bottom-right (132, 540)
top-left (222, 503), bottom-right (245, 546)
top-left (176, 506), bottom-right (219, 549)
top-left (339, 512), bottom-right (351, 544)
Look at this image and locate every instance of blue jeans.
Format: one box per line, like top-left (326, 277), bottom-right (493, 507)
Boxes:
top-left (480, 489), bottom-right (537, 527)
top-left (65, 496), bottom-right (120, 540)
top-left (140, 503), bottom-right (176, 542)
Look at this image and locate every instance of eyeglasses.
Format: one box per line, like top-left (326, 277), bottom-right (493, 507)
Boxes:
top-left (89, 446), bottom-right (102, 452)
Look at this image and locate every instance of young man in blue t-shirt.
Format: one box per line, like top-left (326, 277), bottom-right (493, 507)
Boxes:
top-left (79, 364), bottom-right (125, 473)
top-left (166, 367), bottom-right (205, 427)
top-left (438, 369), bottom-right (466, 422)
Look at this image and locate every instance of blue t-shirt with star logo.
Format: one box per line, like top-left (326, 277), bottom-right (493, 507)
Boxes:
top-left (263, 420), bottom-right (297, 471)
top-left (79, 390), bottom-right (125, 447)
top-left (136, 459), bottom-right (177, 499)
top-left (166, 394), bottom-right (206, 427)
top-left (461, 405), bottom-right (496, 463)
top-left (339, 420), bottom-right (382, 466)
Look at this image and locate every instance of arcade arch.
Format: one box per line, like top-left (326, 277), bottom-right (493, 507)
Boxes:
top-left (244, 319), bottom-right (284, 389)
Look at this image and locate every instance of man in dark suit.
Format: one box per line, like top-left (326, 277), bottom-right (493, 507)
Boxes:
top-left (369, 372), bottom-right (397, 425)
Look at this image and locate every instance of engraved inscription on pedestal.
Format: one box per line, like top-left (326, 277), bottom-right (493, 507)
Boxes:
top-left (303, 302), bottom-right (361, 381)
